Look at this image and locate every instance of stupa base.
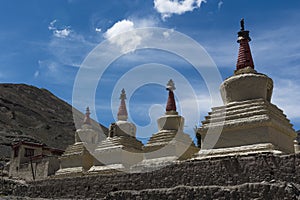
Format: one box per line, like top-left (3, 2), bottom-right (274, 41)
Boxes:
top-left (194, 143), bottom-right (282, 160)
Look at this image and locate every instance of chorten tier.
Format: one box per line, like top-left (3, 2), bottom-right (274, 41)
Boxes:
top-left (157, 114), bottom-right (184, 131)
top-left (196, 19), bottom-right (297, 157)
top-left (198, 98), bottom-right (296, 153)
top-left (220, 72), bottom-right (273, 104)
top-left (89, 136), bottom-right (143, 173)
top-left (55, 142), bottom-right (94, 177)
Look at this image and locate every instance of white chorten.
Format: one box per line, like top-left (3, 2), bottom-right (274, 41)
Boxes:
top-left (56, 107), bottom-right (97, 177)
top-left (89, 89), bottom-right (143, 174)
top-left (132, 80), bottom-right (198, 172)
top-left (197, 19), bottom-right (297, 157)
top-left (75, 107), bottom-right (99, 145)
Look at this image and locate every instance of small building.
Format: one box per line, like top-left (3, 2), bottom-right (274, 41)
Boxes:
top-left (9, 141), bottom-right (63, 181)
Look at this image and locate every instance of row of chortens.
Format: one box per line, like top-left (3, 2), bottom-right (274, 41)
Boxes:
top-left (8, 19), bottom-right (299, 180)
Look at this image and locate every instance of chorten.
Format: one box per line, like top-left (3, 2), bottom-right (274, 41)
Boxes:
top-left (75, 107), bottom-right (99, 146)
top-left (56, 107), bottom-right (98, 176)
top-left (197, 19), bottom-right (297, 157)
top-left (89, 89), bottom-right (143, 173)
top-left (135, 80), bottom-right (198, 170)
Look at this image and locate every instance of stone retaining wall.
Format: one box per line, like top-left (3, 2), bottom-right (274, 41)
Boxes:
top-left (0, 179), bottom-right (27, 196)
top-left (10, 153), bottom-right (300, 199)
top-left (106, 183), bottom-right (298, 200)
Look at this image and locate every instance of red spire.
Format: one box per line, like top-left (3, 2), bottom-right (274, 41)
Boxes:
top-left (166, 90), bottom-right (176, 112)
top-left (117, 89), bottom-right (128, 121)
top-left (83, 107), bottom-right (91, 125)
top-left (166, 79), bottom-right (177, 113)
top-left (236, 19), bottom-right (254, 70)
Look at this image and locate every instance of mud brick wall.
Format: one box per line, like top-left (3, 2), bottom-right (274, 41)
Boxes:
top-left (106, 183), bottom-right (298, 200)
top-left (12, 153), bottom-right (300, 199)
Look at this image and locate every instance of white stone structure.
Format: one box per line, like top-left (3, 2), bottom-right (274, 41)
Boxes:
top-left (55, 107), bottom-right (98, 177)
top-left (196, 20), bottom-right (297, 157)
top-left (133, 80), bottom-right (199, 172)
top-left (89, 89), bottom-right (143, 173)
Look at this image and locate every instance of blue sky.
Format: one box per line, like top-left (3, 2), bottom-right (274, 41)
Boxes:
top-left (1, 0), bottom-right (300, 142)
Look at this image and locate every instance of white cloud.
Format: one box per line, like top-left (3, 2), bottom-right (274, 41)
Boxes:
top-left (34, 70), bottom-right (39, 78)
top-left (38, 60), bottom-right (58, 73)
top-left (48, 19), bottom-right (71, 38)
top-left (163, 28), bottom-right (174, 38)
top-left (133, 18), bottom-right (158, 28)
top-left (104, 19), bottom-right (140, 53)
top-left (53, 29), bottom-right (71, 38)
top-left (95, 28), bottom-right (102, 33)
top-left (105, 18), bottom-right (158, 39)
top-left (104, 19), bottom-right (157, 53)
top-left (218, 1), bottom-right (223, 10)
top-left (47, 20), bottom-right (96, 69)
top-left (154, 0), bottom-right (206, 20)
top-left (104, 19), bottom-right (135, 39)
top-left (48, 20), bottom-right (57, 30)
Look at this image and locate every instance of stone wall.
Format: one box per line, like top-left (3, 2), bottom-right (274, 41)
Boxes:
top-left (10, 153), bottom-right (300, 199)
top-left (0, 179), bottom-right (27, 196)
top-left (106, 183), bottom-right (298, 200)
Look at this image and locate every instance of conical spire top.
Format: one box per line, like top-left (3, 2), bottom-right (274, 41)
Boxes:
top-left (117, 88), bottom-right (128, 121)
top-left (240, 18), bottom-right (245, 31)
top-left (236, 18), bottom-right (254, 71)
top-left (166, 79), bottom-right (176, 91)
top-left (166, 79), bottom-right (177, 114)
top-left (120, 88), bottom-right (127, 100)
top-left (83, 107), bottom-right (91, 125)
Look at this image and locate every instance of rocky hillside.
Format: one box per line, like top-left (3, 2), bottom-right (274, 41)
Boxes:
top-left (0, 84), bottom-right (108, 160)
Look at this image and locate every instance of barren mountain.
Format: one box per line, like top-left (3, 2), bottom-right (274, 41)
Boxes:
top-left (0, 84), bottom-right (108, 160)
